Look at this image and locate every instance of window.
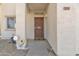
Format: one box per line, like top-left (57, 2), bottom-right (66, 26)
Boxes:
top-left (7, 17), bottom-right (16, 29)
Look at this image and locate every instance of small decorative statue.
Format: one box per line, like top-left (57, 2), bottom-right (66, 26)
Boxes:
top-left (13, 35), bottom-right (27, 49)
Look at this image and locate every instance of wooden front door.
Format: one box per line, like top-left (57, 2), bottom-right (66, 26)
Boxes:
top-left (34, 17), bottom-right (44, 40)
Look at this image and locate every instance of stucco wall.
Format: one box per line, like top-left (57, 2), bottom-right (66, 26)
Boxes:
top-left (16, 3), bottom-right (27, 41)
top-left (47, 3), bottom-right (57, 54)
top-left (1, 4), bottom-right (16, 39)
top-left (75, 4), bottom-right (79, 54)
top-left (57, 3), bottom-right (76, 56)
top-left (26, 13), bottom-right (34, 39)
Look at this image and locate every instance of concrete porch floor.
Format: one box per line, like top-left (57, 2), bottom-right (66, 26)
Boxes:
top-left (0, 39), bottom-right (28, 56)
top-left (0, 39), bottom-right (55, 56)
top-left (26, 39), bottom-right (55, 56)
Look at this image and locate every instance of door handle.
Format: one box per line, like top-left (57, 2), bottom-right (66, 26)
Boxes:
top-left (35, 26), bottom-right (41, 29)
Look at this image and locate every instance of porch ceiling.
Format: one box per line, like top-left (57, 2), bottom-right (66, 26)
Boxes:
top-left (27, 3), bottom-right (49, 14)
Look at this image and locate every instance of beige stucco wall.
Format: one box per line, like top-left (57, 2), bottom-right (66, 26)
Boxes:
top-left (1, 4), bottom-right (16, 39)
top-left (46, 3), bottom-right (77, 56)
top-left (75, 4), bottom-right (79, 54)
top-left (57, 3), bottom-right (76, 56)
top-left (16, 3), bottom-right (27, 42)
top-left (47, 3), bottom-right (57, 54)
top-left (26, 13), bottom-right (34, 39)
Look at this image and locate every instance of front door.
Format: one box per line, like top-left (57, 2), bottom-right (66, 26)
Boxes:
top-left (34, 17), bottom-right (44, 40)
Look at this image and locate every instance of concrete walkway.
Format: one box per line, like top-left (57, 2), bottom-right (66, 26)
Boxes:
top-left (26, 40), bottom-right (55, 56)
top-left (0, 39), bottom-right (55, 56)
top-left (0, 39), bottom-right (28, 56)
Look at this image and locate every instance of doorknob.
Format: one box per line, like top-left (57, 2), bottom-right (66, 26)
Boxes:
top-left (35, 26), bottom-right (41, 29)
